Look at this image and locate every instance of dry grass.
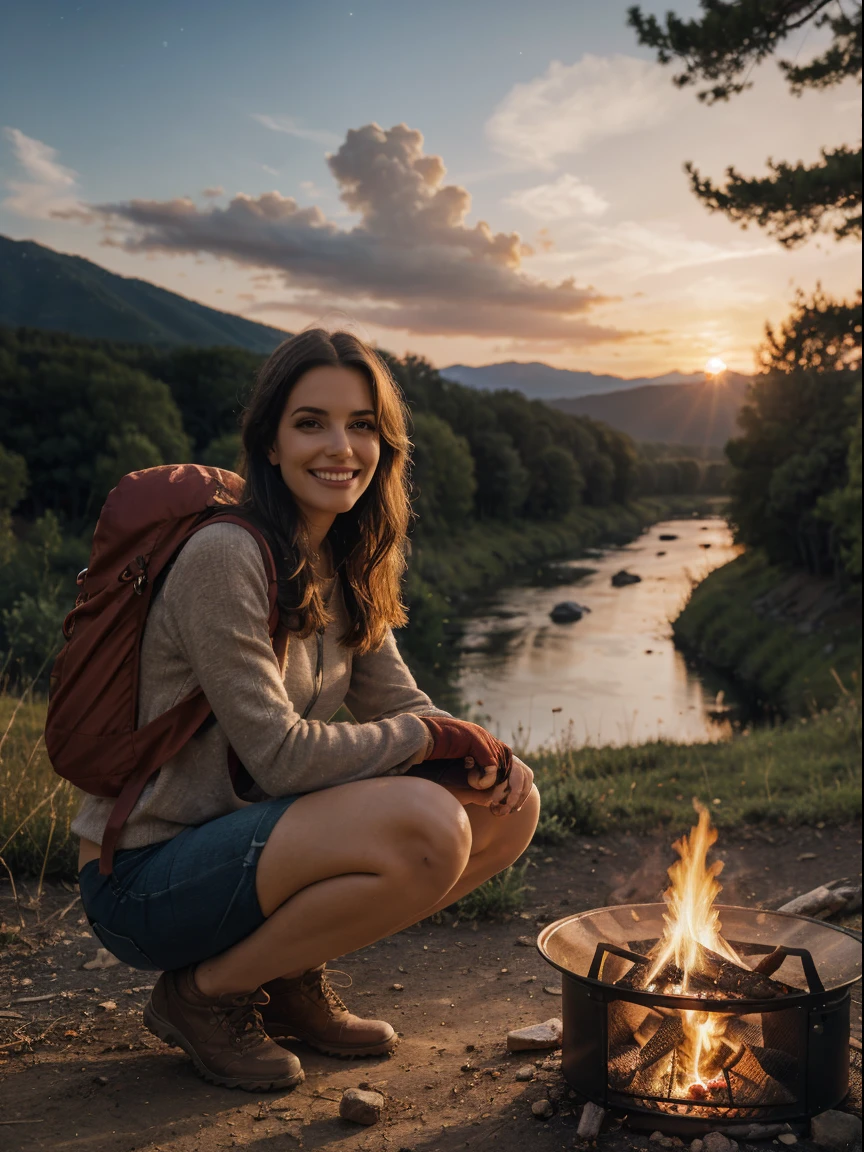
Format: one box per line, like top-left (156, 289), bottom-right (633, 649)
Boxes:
top-left (0, 684), bottom-right (77, 887)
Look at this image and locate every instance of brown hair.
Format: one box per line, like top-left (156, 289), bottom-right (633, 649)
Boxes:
top-left (239, 328), bottom-right (412, 653)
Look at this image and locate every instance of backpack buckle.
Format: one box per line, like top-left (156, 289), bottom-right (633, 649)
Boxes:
top-left (121, 555), bottom-right (149, 595)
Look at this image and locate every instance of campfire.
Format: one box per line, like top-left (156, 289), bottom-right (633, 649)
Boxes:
top-left (538, 805), bottom-right (862, 1135)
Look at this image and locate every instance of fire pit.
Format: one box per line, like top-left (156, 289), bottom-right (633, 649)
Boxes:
top-left (538, 811), bottom-right (862, 1136)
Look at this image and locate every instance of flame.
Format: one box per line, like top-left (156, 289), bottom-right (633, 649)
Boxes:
top-left (646, 804), bottom-right (741, 1092)
top-left (647, 804), bottom-right (742, 987)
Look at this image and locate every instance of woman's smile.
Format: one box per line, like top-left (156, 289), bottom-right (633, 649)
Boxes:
top-left (309, 468), bottom-right (362, 486)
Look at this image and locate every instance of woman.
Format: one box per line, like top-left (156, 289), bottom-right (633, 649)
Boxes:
top-left (74, 329), bottom-right (540, 1092)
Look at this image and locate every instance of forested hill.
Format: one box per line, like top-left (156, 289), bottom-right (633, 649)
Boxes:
top-left (0, 234), bottom-right (289, 353)
top-left (550, 375), bottom-right (751, 448)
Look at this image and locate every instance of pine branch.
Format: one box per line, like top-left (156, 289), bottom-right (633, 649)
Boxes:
top-left (685, 146), bottom-right (863, 245)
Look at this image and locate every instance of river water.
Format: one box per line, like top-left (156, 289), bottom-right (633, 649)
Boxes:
top-left (457, 518), bottom-right (744, 750)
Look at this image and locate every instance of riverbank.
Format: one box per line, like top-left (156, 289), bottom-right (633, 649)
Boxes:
top-left (672, 550), bottom-right (862, 716)
top-left (402, 495), bottom-right (723, 703)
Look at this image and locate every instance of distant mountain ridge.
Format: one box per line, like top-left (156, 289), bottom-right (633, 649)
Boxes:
top-left (550, 374), bottom-right (751, 448)
top-left (442, 360), bottom-right (705, 401)
top-left (0, 234), bottom-right (289, 352)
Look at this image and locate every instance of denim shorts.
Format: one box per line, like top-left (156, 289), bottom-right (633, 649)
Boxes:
top-left (78, 795), bottom-right (298, 972)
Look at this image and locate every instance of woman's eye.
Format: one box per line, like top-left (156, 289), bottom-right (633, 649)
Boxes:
top-left (295, 419), bottom-right (321, 429)
top-left (352, 420), bottom-right (377, 432)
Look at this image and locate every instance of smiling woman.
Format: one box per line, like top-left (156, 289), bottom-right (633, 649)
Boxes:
top-left (70, 326), bottom-right (540, 1095)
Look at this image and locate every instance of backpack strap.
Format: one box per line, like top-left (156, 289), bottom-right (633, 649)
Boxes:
top-left (98, 516), bottom-right (284, 876)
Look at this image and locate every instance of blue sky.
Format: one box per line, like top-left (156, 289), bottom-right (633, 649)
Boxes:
top-left (1, 0), bottom-right (860, 375)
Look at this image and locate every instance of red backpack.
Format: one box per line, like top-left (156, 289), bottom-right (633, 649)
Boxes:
top-left (45, 464), bottom-right (286, 875)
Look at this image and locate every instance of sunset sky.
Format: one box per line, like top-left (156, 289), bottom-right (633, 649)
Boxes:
top-left (1, 0), bottom-right (860, 377)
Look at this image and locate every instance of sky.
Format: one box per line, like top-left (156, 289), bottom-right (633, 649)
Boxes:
top-left (1, 0), bottom-right (860, 377)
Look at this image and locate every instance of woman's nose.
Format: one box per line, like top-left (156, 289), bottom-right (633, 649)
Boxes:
top-left (325, 428), bottom-right (353, 457)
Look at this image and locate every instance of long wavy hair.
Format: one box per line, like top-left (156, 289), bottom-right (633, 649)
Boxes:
top-left (239, 328), bottom-right (412, 653)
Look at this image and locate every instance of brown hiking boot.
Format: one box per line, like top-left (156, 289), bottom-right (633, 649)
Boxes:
top-left (260, 965), bottom-right (398, 1057)
top-left (143, 967), bottom-right (304, 1091)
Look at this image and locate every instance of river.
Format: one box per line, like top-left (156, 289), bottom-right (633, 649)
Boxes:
top-left (456, 517), bottom-right (744, 750)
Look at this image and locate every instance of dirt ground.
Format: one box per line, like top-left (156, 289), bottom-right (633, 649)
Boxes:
top-left (1, 824), bottom-right (861, 1152)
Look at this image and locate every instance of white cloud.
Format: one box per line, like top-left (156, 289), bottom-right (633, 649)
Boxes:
top-left (535, 220), bottom-right (777, 282)
top-left (486, 54), bottom-right (675, 170)
top-left (251, 114), bottom-right (341, 149)
top-left (1, 127), bottom-right (91, 220)
top-left (506, 174), bottom-right (608, 220)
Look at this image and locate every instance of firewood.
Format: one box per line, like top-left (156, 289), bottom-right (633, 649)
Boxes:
top-left (686, 947), bottom-right (796, 999)
top-left (726, 1044), bottom-right (796, 1106)
top-left (608, 1044), bottom-right (641, 1088)
top-left (777, 881), bottom-right (862, 919)
top-left (635, 1014), bottom-right (684, 1070)
top-left (615, 957), bottom-right (683, 991)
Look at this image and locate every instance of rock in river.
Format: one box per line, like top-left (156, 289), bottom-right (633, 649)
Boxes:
top-left (549, 601), bottom-right (588, 623)
top-left (611, 570), bottom-right (641, 587)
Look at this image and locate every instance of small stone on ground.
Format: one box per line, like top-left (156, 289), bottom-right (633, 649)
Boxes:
top-left (506, 1018), bottom-right (562, 1051)
top-left (339, 1087), bottom-right (384, 1126)
top-left (515, 1065), bottom-right (535, 1081)
top-left (810, 1111), bottom-right (863, 1150)
top-left (531, 1099), bottom-right (554, 1119)
top-left (702, 1133), bottom-right (738, 1152)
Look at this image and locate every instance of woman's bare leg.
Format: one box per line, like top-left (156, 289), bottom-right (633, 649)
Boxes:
top-left (387, 783), bottom-right (541, 931)
top-left (195, 776), bottom-right (472, 997)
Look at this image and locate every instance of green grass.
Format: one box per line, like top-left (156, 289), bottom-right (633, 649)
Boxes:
top-left (1, 690), bottom-right (860, 892)
top-left (672, 551), bottom-right (862, 716)
top-left (527, 694), bottom-right (862, 840)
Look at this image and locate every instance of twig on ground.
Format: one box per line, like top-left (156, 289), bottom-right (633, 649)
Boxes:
top-left (0, 855), bottom-right (24, 927)
top-left (0, 1015), bottom-right (71, 1051)
top-left (777, 879), bottom-right (862, 919)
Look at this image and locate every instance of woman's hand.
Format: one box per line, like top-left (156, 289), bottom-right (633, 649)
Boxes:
top-left (462, 755), bottom-right (534, 817)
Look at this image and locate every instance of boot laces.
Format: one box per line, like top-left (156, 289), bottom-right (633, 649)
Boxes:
top-left (310, 968), bottom-right (352, 1015)
top-left (213, 993), bottom-right (268, 1050)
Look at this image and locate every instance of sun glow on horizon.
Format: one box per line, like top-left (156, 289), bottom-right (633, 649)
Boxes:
top-left (705, 356), bottom-right (728, 377)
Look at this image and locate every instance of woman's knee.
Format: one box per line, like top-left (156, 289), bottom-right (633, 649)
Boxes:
top-left (386, 777), bottom-right (473, 888)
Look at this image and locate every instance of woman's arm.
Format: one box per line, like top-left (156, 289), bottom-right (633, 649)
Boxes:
top-left (344, 628), bottom-right (451, 722)
top-left (161, 524), bottom-right (431, 795)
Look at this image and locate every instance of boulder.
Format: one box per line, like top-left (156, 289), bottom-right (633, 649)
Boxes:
top-left (549, 600), bottom-right (587, 623)
top-left (611, 570), bottom-right (641, 587)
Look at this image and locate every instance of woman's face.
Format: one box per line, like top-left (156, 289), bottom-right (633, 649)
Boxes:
top-left (267, 364), bottom-right (381, 529)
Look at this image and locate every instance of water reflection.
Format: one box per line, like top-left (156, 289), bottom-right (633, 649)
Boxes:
top-left (457, 518), bottom-right (743, 749)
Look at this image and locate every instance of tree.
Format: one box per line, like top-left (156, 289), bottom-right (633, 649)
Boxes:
top-left (410, 412), bottom-right (477, 530)
top-left (628, 0), bottom-right (862, 245)
top-left (726, 291), bottom-right (862, 572)
top-left (0, 444), bottom-right (28, 511)
top-left (467, 429), bottom-right (529, 518)
top-left (525, 445), bottom-right (585, 518)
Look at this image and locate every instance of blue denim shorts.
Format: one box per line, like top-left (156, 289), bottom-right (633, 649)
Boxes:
top-left (78, 795), bottom-right (298, 972)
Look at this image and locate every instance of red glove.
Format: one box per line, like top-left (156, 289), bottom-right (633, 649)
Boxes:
top-left (419, 717), bottom-right (512, 784)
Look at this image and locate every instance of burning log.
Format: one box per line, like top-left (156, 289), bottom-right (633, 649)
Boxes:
top-left (636, 1015), bottom-right (684, 1070)
top-left (686, 947), bottom-right (796, 1000)
top-left (608, 1044), bottom-right (641, 1088)
top-left (725, 1044), bottom-right (796, 1106)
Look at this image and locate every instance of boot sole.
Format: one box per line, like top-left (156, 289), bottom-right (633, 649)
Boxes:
top-left (268, 1027), bottom-right (400, 1058)
top-left (143, 1001), bottom-right (305, 1092)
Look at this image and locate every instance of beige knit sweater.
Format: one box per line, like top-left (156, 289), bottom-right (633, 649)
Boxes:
top-left (71, 523), bottom-right (447, 849)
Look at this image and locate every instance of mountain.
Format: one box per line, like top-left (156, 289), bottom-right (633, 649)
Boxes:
top-left (441, 360), bottom-right (704, 401)
top-left (0, 234), bottom-right (289, 353)
top-left (550, 374), bottom-right (751, 448)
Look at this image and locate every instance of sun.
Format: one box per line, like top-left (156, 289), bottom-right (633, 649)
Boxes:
top-left (705, 356), bottom-right (727, 377)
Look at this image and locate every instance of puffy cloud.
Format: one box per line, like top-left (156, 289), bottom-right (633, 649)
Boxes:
top-left (486, 55), bottom-right (675, 170)
top-left (506, 174), bottom-right (609, 220)
top-left (201, 186), bottom-right (224, 198)
top-left (89, 122), bottom-right (632, 348)
top-left (1, 127), bottom-right (92, 221)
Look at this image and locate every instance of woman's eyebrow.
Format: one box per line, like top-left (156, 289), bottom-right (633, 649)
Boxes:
top-left (290, 406), bottom-right (376, 417)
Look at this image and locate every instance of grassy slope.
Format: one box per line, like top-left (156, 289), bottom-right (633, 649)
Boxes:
top-left (672, 551), bottom-right (862, 715)
top-left (3, 692), bottom-right (860, 884)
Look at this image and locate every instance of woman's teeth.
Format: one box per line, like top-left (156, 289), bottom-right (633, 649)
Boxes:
top-left (312, 470), bottom-right (356, 482)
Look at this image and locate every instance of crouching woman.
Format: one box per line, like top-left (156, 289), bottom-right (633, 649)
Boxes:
top-left (73, 329), bottom-right (540, 1091)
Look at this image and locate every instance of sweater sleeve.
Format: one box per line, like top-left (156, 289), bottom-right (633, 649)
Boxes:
top-left (160, 523), bottom-right (432, 795)
top-left (345, 629), bottom-right (452, 725)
